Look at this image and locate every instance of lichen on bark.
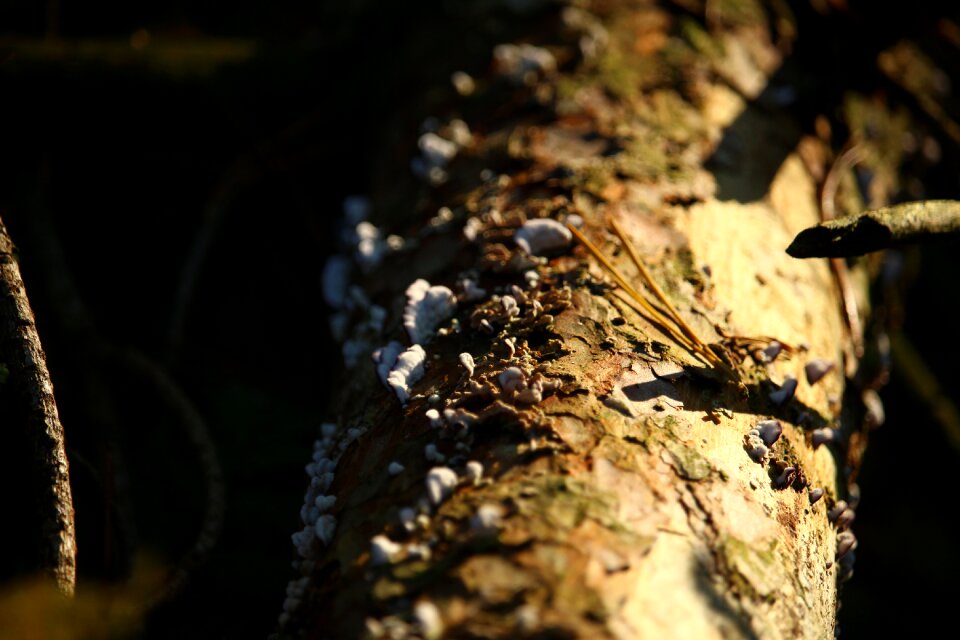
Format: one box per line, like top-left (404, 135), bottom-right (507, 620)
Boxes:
top-left (279, 2), bottom-right (864, 638)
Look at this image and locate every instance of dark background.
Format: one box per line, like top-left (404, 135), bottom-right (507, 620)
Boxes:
top-left (0, 1), bottom-right (958, 637)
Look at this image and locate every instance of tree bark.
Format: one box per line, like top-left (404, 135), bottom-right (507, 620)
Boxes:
top-left (280, 2), bottom-right (877, 637)
top-left (0, 217), bottom-right (76, 595)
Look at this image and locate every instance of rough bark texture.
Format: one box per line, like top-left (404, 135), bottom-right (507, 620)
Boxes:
top-left (280, 2), bottom-right (870, 638)
top-left (0, 217), bottom-right (76, 595)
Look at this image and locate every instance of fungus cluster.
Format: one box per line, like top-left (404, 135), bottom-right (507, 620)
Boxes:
top-left (411, 119), bottom-right (472, 185)
top-left (403, 279), bottom-right (458, 345)
top-left (493, 43), bottom-right (557, 85)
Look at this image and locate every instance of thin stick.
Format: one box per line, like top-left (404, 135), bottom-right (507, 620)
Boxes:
top-left (607, 217), bottom-right (723, 367)
top-left (610, 290), bottom-right (712, 366)
top-left (108, 346), bottom-right (226, 609)
top-left (567, 224), bottom-right (719, 367)
top-left (0, 217), bottom-right (76, 595)
top-left (787, 200), bottom-right (960, 258)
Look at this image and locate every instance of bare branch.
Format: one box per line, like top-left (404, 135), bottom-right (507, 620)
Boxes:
top-left (0, 216), bottom-right (76, 595)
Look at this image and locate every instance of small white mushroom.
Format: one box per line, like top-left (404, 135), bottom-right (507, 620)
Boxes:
top-left (314, 495), bottom-right (336, 512)
top-left (769, 377), bottom-right (797, 405)
top-left (459, 352), bottom-right (476, 377)
top-left (406, 543), bottom-right (431, 561)
top-left (471, 502), bottom-right (504, 533)
top-left (399, 507), bottom-right (417, 532)
top-left (804, 359), bottom-right (835, 385)
top-left (418, 132), bottom-right (458, 167)
top-left (425, 408), bottom-right (444, 428)
top-left (493, 43), bottom-right (557, 85)
top-left (811, 427), bottom-right (838, 448)
top-left (370, 535), bottom-right (403, 566)
top-left (863, 389), bottom-right (885, 428)
top-left (835, 508), bottom-right (856, 531)
top-left (403, 279), bottom-right (457, 345)
top-left (314, 515), bottom-right (337, 546)
top-left (760, 341), bottom-right (783, 363)
top-left (321, 255), bottom-right (352, 309)
top-left (743, 431), bottom-right (769, 464)
top-left (464, 460), bottom-right (484, 485)
top-left (354, 221), bottom-right (386, 272)
top-left (828, 501), bottom-right (848, 523)
top-left (836, 531), bottom-right (857, 558)
top-left (385, 344), bottom-right (427, 405)
top-left (413, 601), bottom-right (444, 640)
top-left (498, 367), bottom-right (526, 393)
top-left (425, 467), bottom-right (459, 505)
top-left (755, 420), bottom-right (783, 446)
top-left (451, 70), bottom-right (476, 96)
top-left (503, 336), bottom-right (517, 359)
top-left (501, 295), bottom-right (520, 318)
top-left (513, 218), bottom-right (572, 256)
top-left (388, 462), bottom-right (405, 476)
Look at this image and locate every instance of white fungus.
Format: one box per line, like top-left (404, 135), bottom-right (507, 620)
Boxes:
top-left (769, 376), bottom-right (798, 405)
top-left (403, 279), bottom-right (458, 345)
top-left (354, 221), bottom-right (386, 272)
top-left (459, 352), bottom-right (476, 377)
top-left (498, 367), bottom-right (526, 393)
top-left (414, 601), bottom-right (444, 640)
top-left (314, 495), bottom-right (336, 512)
top-left (425, 408), bottom-right (444, 428)
top-left (743, 431), bottom-right (769, 464)
top-left (377, 343), bottom-right (427, 405)
top-left (811, 427), bottom-right (838, 448)
top-left (321, 255), bottom-right (352, 309)
top-left (471, 502), bottom-right (504, 533)
top-left (494, 43), bottom-right (557, 85)
top-left (448, 119), bottom-right (472, 147)
top-left (374, 341), bottom-right (404, 387)
top-left (388, 462), bottom-right (405, 476)
top-left (514, 218), bottom-right (572, 255)
top-left (425, 467), bottom-right (459, 505)
top-left (314, 514), bottom-right (337, 546)
top-left (464, 460), bottom-right (484, 485)
top-left (418, 132), bottom-right (458, 167)
top-left (451, 70), bottom-right (476, 96)
top-left (804, 359), bottom-right (835, 385)
top-left (462, 218), bottom-right (484, 243)
top-left (760, 341), bottom-right (783, 363)
top-left (370, 535), bottom-right (403, 566)
top-left (399, 507), bottom-right (417, 532)
top-left (755, 420), bottom-right (783, 446)
top-left (501, 295), bottom-right (520, 318)
top-left (405, 543), bottom-right (431, 561)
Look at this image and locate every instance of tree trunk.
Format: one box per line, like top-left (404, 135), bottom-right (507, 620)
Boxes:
top-left (280, 2), bottom-right (878, 637)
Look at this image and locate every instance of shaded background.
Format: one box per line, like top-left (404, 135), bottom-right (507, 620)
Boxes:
top-left (0, 1), bottom-right (958, 637)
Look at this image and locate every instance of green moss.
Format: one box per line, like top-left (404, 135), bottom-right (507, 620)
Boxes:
top-left (663, 439), bottom-right (712, 480)
top-left (680, 18), bottom-right (725, 60)
top-left (720, 536), bottom-right (781, 601)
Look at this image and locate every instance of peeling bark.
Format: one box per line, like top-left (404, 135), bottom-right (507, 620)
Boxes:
top-left (279, 2), bottom-right (873, 638)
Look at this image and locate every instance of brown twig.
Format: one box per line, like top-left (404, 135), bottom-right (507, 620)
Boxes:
top-left (0, 216), bottom-right (76, 595)
top-left (106, 346), bottom-right (226, 608)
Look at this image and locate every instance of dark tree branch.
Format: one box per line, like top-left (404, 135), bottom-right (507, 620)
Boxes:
top-left (0, 216), bottom-right (76, 595)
